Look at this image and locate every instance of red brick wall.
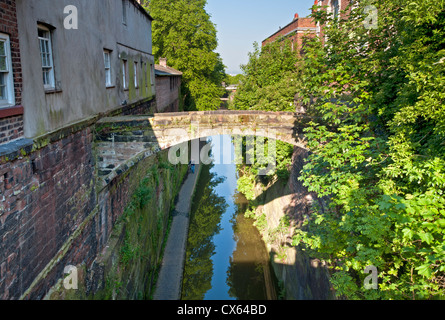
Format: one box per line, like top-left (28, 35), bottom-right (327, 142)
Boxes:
top-left (262, 16), bottom-right (317, 53)
top-left (0, 98), bottom-right (157, 299)
top-left (315, 0), bottom-right (352, 40)
top-left (155, 76), bottom-right (181, 113)
top-left (0, 127), bottom-right (97, 299)
top-left (0, 115), bottom-right (23, 143)
top-left (0, 0), bottom-right (23, 144)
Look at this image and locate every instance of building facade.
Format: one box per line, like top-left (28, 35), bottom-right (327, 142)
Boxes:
top-left (0, 0), bottom-right (23, 145)
top-left (262, 12), bottom-right (317, 54)
top-left (16, 0), bottom-right (156, 139)
top-left (0, 0), bottom-right (158, 300)
top-left (315, 0), bottom-right (352, 39)
top-left (155, 58), bottom-right (182, 113)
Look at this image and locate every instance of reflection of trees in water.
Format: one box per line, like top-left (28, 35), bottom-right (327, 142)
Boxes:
top-left (226, 203), bottom-right (270, 300)
top-left (181, 163), bottom-right (228, 300)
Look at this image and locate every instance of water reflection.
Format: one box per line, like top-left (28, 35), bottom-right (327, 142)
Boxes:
top-left (227, 202), bottom-right (277, 300)
top-left (181, 136), bottom-right (278, 300)
top-left (181, 160), bottom-right (228, 300)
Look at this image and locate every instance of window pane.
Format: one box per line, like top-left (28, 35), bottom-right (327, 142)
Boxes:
top-left (105, 69), bottom-right (110, 84)
top-left (0, 85), bottom-right (6, 100)
top-left (0, 41), bottom-right (5, 56)
top-left (122, 60), bottom-right (127, 88)
top-left (38, 29), bottom-right (46, 38)
top-left (43, 70), bottom-right (48, 85)
top-left (0, 56), bottom-right (7, 72)
top-left (0, 73), bottom-right (6, 99)
top-left (134, 62), bottom-right (138, 86)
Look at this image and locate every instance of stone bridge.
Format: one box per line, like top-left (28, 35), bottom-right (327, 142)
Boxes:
top-left (95, 110), bottom-right (310, 189)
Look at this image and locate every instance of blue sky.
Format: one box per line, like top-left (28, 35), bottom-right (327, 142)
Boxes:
top-left (205, 0), bottom-right (315, 75)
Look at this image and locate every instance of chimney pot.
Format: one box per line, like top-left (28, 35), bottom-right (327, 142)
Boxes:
top-left (159, 57), bottom-right (167, 67)
top-left (294, 13), bottom-right (299, 20)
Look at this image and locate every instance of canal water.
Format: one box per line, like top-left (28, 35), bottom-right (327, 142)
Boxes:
top-left (181, 135), bottom-right (278, 300)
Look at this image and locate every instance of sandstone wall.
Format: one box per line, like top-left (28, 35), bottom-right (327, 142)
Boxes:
top-left (253, 147), bottom-right (335, 300)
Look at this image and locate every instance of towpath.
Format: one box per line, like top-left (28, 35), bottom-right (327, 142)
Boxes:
top-left (153, 164), bottom-right (201, 300)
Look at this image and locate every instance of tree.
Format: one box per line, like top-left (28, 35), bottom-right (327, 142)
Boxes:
top-left (146, 0), bottom-right (226, 111)
top-left (232, 40), bottom-right (303, 112)
top-left (293, 0), bottom-right (445, 299)
top-left (231, 39), bottom-right (302, 207)
top-left (226, 74), bottom-right (244, 86)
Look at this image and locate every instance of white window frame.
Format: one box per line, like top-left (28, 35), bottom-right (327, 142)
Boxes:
top-left (104, 49), bottom-right (112, 87)
top-left (38, 25), bottom-right (55, 90)
top-left (144, 62), bottom-right (148, 90)
top-left (0, 34), bottom-right (15, 107)
top-left (122, 59), bottom-right (128, 89)
top-left (134, 61), bottom-right (138, 88)
top-left (122, 0), bottom-right (127, 25)
top-left (330, 0), bottom-right (340, 20)
top-left (150, 63), bottom-right (155, 88)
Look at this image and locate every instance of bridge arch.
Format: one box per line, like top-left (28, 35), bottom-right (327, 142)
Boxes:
top-left (95, 110), bottom-right (309, 189)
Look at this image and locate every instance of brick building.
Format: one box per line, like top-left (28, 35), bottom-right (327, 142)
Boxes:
top-left (0, 0), bottom-right (158, 300)
top-left (263, 1), bottom-right (352, 49)
top-left (262, 12), bottom-right (317, 54)
top-left (0, 0), bottom-right (23, 145)
top-left (155, 58), bottom-right (182, 112)
top-left (315, 0), bottom-right (352, 40)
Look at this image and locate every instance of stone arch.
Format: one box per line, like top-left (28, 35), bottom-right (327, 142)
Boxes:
top-left (95, 110), bottom-right (310, 188)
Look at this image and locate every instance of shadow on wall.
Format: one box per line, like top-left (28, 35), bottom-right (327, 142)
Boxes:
top-left (253, 145), bottom-right (335, 300)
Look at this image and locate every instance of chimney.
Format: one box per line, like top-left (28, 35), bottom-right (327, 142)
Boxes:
top-left (159, 57), bottom-right (167, 68)
top-left (294, 13), bottom-right (299, 20)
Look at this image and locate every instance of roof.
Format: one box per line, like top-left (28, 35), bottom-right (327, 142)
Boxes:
top-left (262, 16), bottom-right (316, 43)
top-left (130, 0), bottom-right (154, 21)
top-left (155, 64), bottom-right (183, 77)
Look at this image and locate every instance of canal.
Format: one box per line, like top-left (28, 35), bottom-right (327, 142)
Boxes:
top-left (181, 135), bottom-right (279, 300)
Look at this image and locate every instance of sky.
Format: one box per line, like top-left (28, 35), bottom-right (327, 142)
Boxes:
top-left (205, 0), bottom-right (316, 75)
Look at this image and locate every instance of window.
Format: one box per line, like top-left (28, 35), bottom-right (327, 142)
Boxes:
top-left (104, 50), bottom-right (112, 87)
top-left (122, 0), bottom-right (127, 25)
top-left (150, 64), bottom-right (155, 88)
top-left (144, 62), bottom-right (149, 90)
top-left (38, 25), bottom-right (55, 89)
top-left (122, 59), bottom-right (128, 89)
top-left (134, 61), bottom-right (138, 88)
top-left (170, 77), bottom-right (179, 91)
top-left (332, 0), bottom-right (340, 19)
top-left (0, 34), bottom-right (14, 106)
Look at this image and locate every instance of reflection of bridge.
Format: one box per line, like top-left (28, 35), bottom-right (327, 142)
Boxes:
top-left (95, 110), bottom-right (310, 188)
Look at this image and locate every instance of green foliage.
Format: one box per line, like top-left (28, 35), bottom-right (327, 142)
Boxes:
top-left (182, 163), bottom-right (228, 300)
top-left (226, 74), bottom-right (244, 86)
top-left (146, 0), bottom-right (226, 111)
top-left (230, 40), bottom-right (298, 194)
top-left (231, 40), bottom-right (302, 112)
top-left (253, 212), bottom-right (267, 233)
top-left (120, 231), bottom-right (140, 266)
top-left (133, 177), bottom-right (154, 209)
top-left (236, 168), bottom-right (257, 201)
top-left (294, 0), bottom-right (445, 299)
